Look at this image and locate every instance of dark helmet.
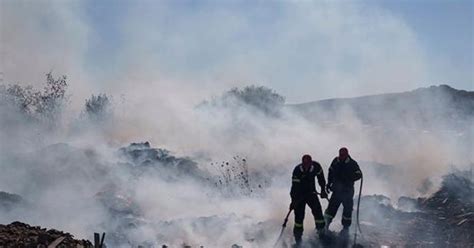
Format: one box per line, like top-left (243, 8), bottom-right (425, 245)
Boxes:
top-left (339, 147), bottom-right (349, 160)
top-left (339, 147), bottom-right (349, 155)
top-left (302, 154), bottom-right (312, 163)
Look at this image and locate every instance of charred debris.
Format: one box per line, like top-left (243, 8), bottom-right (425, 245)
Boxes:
top-left (357, 169), bottom-right (473, 247)
top-left (0, 142), bottom-right (472, 247)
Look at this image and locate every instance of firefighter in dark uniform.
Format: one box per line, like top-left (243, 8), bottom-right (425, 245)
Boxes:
top-left (290, 154), bottom-right (328, 245)
top-left (324, 147), bottom-right (362, 235)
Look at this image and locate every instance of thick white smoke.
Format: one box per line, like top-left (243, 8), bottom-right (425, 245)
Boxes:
top-left (0, 79), bottom-right (471, 247)
top-left (0, 1), bottom-right (472, 247)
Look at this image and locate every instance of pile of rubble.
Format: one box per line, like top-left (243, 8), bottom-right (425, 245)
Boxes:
top-left (0, 222), bottom-right (92, 247)
top-left (416, 170), bottom-right (473, 246)
top-left (357, 170), bottom-right (473, 247)
top-left (118, 142), bottom-right (207, 181)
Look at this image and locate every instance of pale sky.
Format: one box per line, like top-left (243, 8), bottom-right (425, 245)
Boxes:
top-left (1, 0), bottom-right (472, 103)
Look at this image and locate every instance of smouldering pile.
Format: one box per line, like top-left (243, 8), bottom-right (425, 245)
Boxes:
top-left (417, 171), bottom-right (474, 246)
top-left (0, 221), bottom-right (92, 248)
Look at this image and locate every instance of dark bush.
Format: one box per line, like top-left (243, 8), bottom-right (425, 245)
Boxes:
top-left (200, 85), bottom-right (285, 117)
top-left (84, 93), bottom-right (112, 121)
top-left (0, 72), bottom-right (68, 123)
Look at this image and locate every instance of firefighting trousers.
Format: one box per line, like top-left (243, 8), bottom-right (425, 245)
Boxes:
top-left (324, 187), bottom-right (354, 227)
top-left (293, 193), bottom-right (325, 240)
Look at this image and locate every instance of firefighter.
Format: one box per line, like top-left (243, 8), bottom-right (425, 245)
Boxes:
top-left (324, 147), bottom-right (362, 235)
top-left (290, 154), bottom-right (328, 246)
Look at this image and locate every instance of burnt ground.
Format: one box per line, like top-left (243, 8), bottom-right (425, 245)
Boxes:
top-left (291, 171), bottom-right (473, 248)
top-left (359, 171), bottom-right (473, 247)
top-left (0, 171), bottom-right (472, 247)
top-left (0, 222), bottom-right (92, 248)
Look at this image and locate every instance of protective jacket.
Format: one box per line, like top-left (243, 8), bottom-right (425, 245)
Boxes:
top-left (290, 161), bottom-right (327, 238)
top-left (325, 156), bottom-right (362, 227)
top-left (327, 156), bottom-right (362, 189)
top-left (290, 161), bottom-right (326, 199)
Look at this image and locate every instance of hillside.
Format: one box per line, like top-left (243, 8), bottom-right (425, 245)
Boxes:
top-left (288, 85), bottom-right (474, 130)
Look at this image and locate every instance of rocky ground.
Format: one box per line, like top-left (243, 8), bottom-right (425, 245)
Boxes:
top-left (1, 169), bottom-right (473, 248)
top-left (294, 170), bottom-right (473, 248)
top-left (1, 141), bottom-right (472, 247)
top-left (357, 171), bottom-right (473, 247)
top-left (0, 222), bottom-right (92, 248)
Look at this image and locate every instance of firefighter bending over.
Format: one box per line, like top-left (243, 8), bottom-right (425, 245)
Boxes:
top-left (290, 154), bottom-right (328, 246)
top-left (324, 147), bottom-right (362, 235)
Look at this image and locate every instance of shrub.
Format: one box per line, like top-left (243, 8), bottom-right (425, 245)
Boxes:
top-left (200, 85), bottom-right (285, 117)
top-left (84, 94), bottom-right (112, 121)
top-left (0, 72), bottom-right (68, 123)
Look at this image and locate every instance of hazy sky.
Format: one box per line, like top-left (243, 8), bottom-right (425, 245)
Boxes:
top-left (1, 0), bottom-right (472, 103)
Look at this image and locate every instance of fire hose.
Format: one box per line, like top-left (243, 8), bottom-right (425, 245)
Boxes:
top-left (273, 177), bottom-right (363, 248)
top-left (273, 192), bottom-right (328, 248)
top-left (353, 175), bottom-right (363, 248)
top-left (272, 208), bottom-right (293, 248)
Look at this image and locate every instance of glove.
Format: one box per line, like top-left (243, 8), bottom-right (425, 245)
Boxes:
top-left (326, 184), bottom-right (332, 193)
top-left (320, 190), bottom-right (328, 199)
top-left (289, 201), bottom-right (295, 210)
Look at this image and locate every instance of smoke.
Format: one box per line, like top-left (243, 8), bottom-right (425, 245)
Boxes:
top-left (0, 0), bottom-right (472, 247)
top-left (2, 0), bottom-right (444, 103)
top-left (1, 79), bottom-right (471, 246)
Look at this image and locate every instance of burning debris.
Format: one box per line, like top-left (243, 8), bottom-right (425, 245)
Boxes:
top-left (95, 185), bottom-right (141, 218)
top-left (356, 170), bottom-right (474, 247)
top-left (1, 138), bottom-right (472, 247)
top-left (119, 142), bottom-right (269, 197)
top-left (415, 170), bottom-right (474, 246)
top-left (0, 222), bottom-right (92, 248)
top-left (118, 142), bottom-right (207, 181)
top-left (397, 196), bottom-right (419, 212)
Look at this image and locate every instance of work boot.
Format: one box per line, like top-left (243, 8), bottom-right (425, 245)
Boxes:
top-left (317, 228), bottom-right (326, 239)
top-left (293, 236), bottom-right (302, 248)
top-left (339, 226), bottom-right (349, 237)
top-left (317, 228), bottom-right (323, 236)
top-left (293, 241), bottom-right (301, 248)
top-left (324, 218), bottom-right (331, 231)
top-left (317, 228), bottom-right (333, 246)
